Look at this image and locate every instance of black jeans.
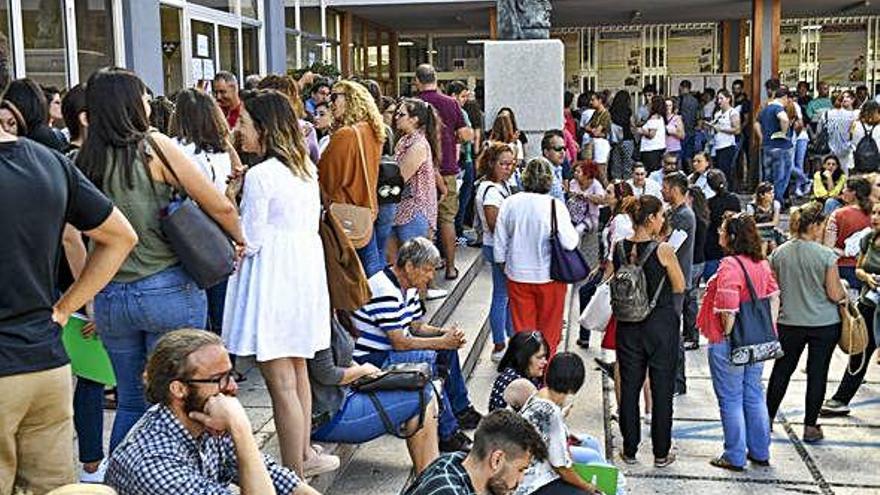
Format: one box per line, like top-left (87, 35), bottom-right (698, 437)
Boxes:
top-left (617, 306), bottom-right (680, 458)
top-left (640, 149), bottom-right (665, 172)
top-left (766, 323), bottom-right (841, 426)
top-left (832, 302), bottom-right (877, 405)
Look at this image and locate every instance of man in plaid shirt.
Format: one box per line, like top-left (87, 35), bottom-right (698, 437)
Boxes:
top-left (105, 329), bottom-right (320, 495)
top-left (404, 410), bottom-right (546, 495)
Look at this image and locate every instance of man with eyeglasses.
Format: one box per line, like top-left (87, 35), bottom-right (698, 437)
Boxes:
top-left (541, 130), bottom-right (568, 201)
top-left (105, 329), bottom-right (320, 495)
top-left (626, 162), bottom-right (662, 200)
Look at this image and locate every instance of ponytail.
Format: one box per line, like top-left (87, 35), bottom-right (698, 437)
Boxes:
top-left (622, 195), bottom-right (663, 226)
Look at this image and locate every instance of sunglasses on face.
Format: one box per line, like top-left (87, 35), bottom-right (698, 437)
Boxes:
top-left (547, 146), bottom-right (566, 152)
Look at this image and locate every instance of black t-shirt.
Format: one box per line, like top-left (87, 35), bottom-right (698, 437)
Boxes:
top-left (0, 138), bottom-right (113, 377)
top-left (705, 192), bottom-right (742, 262)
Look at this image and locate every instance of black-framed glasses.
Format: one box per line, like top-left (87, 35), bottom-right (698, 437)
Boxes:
top-left (180, 369), bottom-right (246, 389)
top-left (329, 92), bottom-right (344, 104)
top-left (547, 146), bottom-right (566, 152)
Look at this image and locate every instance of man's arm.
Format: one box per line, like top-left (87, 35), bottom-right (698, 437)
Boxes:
top-left (386, 326), bottom-right (463, 351)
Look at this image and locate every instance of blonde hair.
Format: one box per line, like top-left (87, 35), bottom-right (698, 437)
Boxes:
top-left (257, 74), bottom-right (306, 119)
top-left (332, 80), bottom-right (386, 143)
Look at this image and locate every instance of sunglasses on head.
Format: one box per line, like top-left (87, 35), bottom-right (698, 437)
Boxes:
top-left (329, 92), bottom-right (343, 103)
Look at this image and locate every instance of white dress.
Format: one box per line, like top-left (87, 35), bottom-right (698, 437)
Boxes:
top-left (222, 157), bottom-right (330, 361)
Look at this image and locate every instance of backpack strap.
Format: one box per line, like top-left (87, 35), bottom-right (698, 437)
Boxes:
top-left (550, 198), bottom-right (558, 236)
top-left (636, 240), bottom-right (660, 267)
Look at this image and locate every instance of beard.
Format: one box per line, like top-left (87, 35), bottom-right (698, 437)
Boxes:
top-left (486, 472), bottom-right (517, 495)
top-left (183, 388), bottom-right (212, 416)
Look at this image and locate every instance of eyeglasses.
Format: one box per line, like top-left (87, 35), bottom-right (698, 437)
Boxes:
top-left (329, 92), bottom-right (344, 104)
top-left (547, 146), bottom-right (566, 152)
top-left (180, 369), bottom-right (246, 389)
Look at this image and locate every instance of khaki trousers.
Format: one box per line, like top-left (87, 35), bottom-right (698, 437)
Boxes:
top-left (0, 365), bottom-right (75, 495)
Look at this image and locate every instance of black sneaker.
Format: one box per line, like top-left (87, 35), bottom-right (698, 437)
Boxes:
top-left (439, 430), bottom-right (472, 452)
top-left (456, 406), bottom-right (483, 430)
top-left (594, 358), bottom-right (615, 377)
top-left (683, 340), bottom-right (700, 351)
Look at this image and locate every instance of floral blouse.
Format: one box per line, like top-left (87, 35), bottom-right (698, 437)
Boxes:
top-left (393, 130), bottom-right (437, 230)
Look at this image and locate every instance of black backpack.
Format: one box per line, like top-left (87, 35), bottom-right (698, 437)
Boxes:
top-left (854, 122), bottom-right (880, 173)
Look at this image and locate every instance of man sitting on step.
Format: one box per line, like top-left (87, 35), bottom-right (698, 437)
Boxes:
top-left (350, 237), bottom-right (483, 453)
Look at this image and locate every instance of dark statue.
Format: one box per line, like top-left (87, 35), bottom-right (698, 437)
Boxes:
top-left (497, 0), bottom-right (552, 40)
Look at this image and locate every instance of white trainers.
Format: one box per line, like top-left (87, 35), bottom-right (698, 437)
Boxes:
top-left (80, 458), bottom-right (108, 483)
top-left (303, 452), bottom-right (340, 478)
top-left (427, 288), bottom-right (448, 300)
top-left (491, 349), bottom-right (505, 362)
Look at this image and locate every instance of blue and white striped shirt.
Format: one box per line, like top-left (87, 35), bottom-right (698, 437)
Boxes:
top-left (352, 267), bottom-right (425, 357)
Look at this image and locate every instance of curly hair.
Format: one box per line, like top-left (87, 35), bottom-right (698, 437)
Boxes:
top-left (332, 80), bottom-right (386, 144)
top-left (257, 73), bottom-right (306, 119)
top-left (476, 141), bottom-right (514, 179)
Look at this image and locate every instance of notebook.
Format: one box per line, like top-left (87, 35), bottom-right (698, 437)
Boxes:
top-left (61, 313), bottom-right (117, 386)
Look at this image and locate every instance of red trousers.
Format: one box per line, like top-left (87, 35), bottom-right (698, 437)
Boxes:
top-left (507, 279), bottom-right (567, 356)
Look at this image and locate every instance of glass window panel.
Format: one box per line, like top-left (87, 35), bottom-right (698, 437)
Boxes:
top-left (241, 0), bottom-right (259, 19)
top-left (0, 1), bottom-right (12, 77)
top-left (161, 5), bottom-right (183, 95)
top-left (218, 25), bottom-right (239, 76)
top-left (301, 7), bottom-right (320, 34)
top-left (75, 0), bottom-right (114, 83)
top-left (188, 0), bottom-right (233, 14)
top-left (302, 36), bottom-right (320, 67)
top-left (191, 20), bottom-right (214, 83)
top-left (22, 0), bottom-right (67, 88)
top-left (242, 25), bottom-right (259, 77)
top-left (286, 32), bottom-right (299, 70)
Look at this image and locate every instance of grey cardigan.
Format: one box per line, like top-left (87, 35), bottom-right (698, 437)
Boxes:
top-left (308, 319), bottom-right (354, 426)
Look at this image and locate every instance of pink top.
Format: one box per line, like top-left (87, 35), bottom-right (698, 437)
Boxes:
top-left (665, 115), bottom-right (683, 152)
top-left (393, 130), bottom-right (437, 230)
top-left (697, 255), bottom-right (779, 343)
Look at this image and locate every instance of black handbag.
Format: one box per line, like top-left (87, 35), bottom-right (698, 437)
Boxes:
top-left (352, 362), bottom-right (434, 439)
top-left (377, 155), bottom-right (404, 204)
top-left (147, 134), bottom-right (235, 289)
top-left (550, 198), bottom-right (589, 283)
top-left (729, 257), bottom-right (785, 366)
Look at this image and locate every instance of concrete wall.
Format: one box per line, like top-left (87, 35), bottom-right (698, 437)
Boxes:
top-left (264, 0), bottom-right (288, 74)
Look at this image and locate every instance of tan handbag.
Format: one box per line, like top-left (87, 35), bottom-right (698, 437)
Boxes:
top-left (838, 297), bottom-right (868, 375)
top-left (319, 194), bottom-right (372, 311)
top-left (330, 125), bottom-right (374, 249)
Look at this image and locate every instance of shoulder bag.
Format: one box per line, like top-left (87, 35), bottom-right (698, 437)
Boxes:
top-left (550, 198), bottom-right (589, 283)
top-left (378, 126), bottom-right (404, 204)
top-left (351, 362), bottom-right (434, 439)
top-left (329, 125), bottom-right (375, 248)
top-left (838, 252), bottom-right (869, 372)
top-left (728, 257), bottom-right (785, 366)
top-left (146, 134), bottom-right (235, 289)
top-left (318, 192), bottom-right (372, 311)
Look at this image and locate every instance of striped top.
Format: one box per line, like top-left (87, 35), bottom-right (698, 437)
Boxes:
top-left (352, 267), bottom-right (425, 357)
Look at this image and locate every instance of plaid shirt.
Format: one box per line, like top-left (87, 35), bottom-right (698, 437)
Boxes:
top-left (105, 404), bottom-right (300, 495)
top-left (403, 452), bottom-right (476, 495)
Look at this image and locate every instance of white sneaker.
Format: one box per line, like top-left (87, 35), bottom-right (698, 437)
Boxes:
top-left (303, 453), bottom-right (340, 478)
top-left (491, 349), bottom-right (505, 362)
top-left (80, 458), bottom-right (108, 483)
top-left (644, 413), bottom-right (652, 425)
top-left (427, 288), bottom-right (448, 300)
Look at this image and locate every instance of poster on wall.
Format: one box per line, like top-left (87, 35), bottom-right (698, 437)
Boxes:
top-left (819, 24), bottom-right (867, 85)
top-left (597, 31), bottom-right (641, 91)
top-left (667, 28), bottom-right (714, 75)
top-left (778, 25), bottom-right (799, 85)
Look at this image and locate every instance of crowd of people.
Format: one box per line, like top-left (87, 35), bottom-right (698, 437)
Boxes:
top-left (2, 16), bottom-right (880, 493)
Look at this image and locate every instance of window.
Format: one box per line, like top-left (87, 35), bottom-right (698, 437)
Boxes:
top-left (22, 0), bottom-right (67, 87)
top-left (0, 1), bottom-right (12, 77)
top-left (241, 0), bottom-right (258, 19)
top-left (218, 25), bottom-right (239, 75)
top-left (189, 0), bottom-right (234, 14)
top-left (161, 5), bottom-right (184, 94)
top-left (242, 24), bottom-right (259, 77)
top-left (75, 0), bottom-right (115, 83)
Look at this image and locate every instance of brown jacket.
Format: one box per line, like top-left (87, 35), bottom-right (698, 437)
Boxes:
top-left (318, 122), bottom-right (381, 217)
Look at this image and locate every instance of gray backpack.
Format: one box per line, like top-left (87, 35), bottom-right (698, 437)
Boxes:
top-left (610, 241), bottom-right (666, 323)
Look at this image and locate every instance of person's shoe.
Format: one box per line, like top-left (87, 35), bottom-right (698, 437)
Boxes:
top-left (619, 452), bottom-right (638, 465)
top-left (654, 452), bottom-right (677, 468)
top-left (643, 413), bottom-right (652, 425)
top-left (576, 339), bottom-right (590, 349)
top-left (673, 389), bottom-right (686, 397)
top-left (820, 399), bottom-right (851, 417)
top-left (426, 288), bottom-right (448, 301)
top-left (683, 340), bottom-right (700, 351)
top-left (747, 454), bottom-right (770, 467)
top-left (803, 425), bottom-right (824, 443)
top-left (491, 348), bottom-right (506, 362)
top-left (456, 406), bottom-right (483, 430)
top-left (456, 236), bottom-right (469, 246)
top-left (440, 430), bottom-right (472, 452)
top-left (710, 456), bottom-right (744, 472)
top-left (303, 453), bottom-right (340, 478)
top-left (80, 458), bottom-right (108, 483)
top-left (594, 358), bottom-right (615, 377)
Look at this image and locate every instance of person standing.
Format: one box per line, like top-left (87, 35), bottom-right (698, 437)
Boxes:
top-left (824, 177), bottom-right (872, 291)
top-left (704, 169), bottom-right (742, 279)
top-left (609, 90), bottom-right (636, 180)
top-left (697, 214), bottom-right (777, 471)
top-left (4, 78), bottom-right (68, 151)
top-left (684, 185), bottom-right (710, 350)
top-left (585, 92), bottom-right (611, 181)
top-left (541, 130), bottom-right (568, 201)
top-left (610, 195), bottom-right (686, 468)
top-left (767, 202), bottom-right (847, 443)
top-left (732, 79), bottom-right (752, 172)
top-left (824, 90), bottom-right (859, 173)
top-left (213, 71), bottom-right (242, 129)
top-left (806, 82), bottom-right (832, 124)
top-left (678, 80), bottom-right (702, 167)
top-left (304, 79), bottom-right (331, 117)
top-left (638, 96), bottom-right (667, 172)
top-left (755, 87), bottom-right (794, 204)
top-left (710, 90), bottom-right (741, 187)
top-left (662, 172), bottom-right (696, 397)
top-left (664, 98), bottom-right (685, 162)
top-left (415, 64), bottom-right (473, 281)
top-left (0, 42), bottom-right (137, 494)
top-left (447, 81), bottom-right (477, 241)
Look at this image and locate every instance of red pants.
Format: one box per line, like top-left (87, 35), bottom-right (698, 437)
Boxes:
top-left (507, 279), bottom-right (567, 356)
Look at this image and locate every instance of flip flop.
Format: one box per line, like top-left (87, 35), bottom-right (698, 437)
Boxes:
top-left (445, 267), bottom-right (459, 280)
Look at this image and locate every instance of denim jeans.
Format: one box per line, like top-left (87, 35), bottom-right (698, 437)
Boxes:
top-left (374, 203), bottom-right (398, 263)
top-left (570, 434), bottom-right (605, 464)
top-left (703, 259), bottom-right (721, 280)
top-left (455, 160), bottom-right (476, 236)
top-left (73, 377), bottom-right (104, 463)
top-left (762, 146), bottom-right (795, 203)
top-left (356, 231), bottom-right (385, 278)
top-left (791, 139), bottom-right (809, 192)
top-left (708, 340), bottom-right (771, 466)
top-left (823, 198), bottom-right (843, 215)
top-left (393, 212), bottom-right (430, 244)
top-left (95, 265), bottom-right (207, 451)
top-left (482, 244), bottom-right (512, 345)
top-left (681, 133), bottom-right (697, 164)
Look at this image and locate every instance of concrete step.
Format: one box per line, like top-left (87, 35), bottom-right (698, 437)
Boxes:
top-left (323, 254), bottom-right (494, 495)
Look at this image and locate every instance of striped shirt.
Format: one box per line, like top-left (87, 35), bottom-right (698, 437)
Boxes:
top-left (352, 267), bottom-right (425, 357)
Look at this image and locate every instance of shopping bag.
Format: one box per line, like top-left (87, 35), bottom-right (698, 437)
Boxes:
top-left (578, 282), bottom-right (611, 332)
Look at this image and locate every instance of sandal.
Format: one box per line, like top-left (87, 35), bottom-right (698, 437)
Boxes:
top-left (445, 267), bottom-right (459, 280)
top-left (710, 456), bottom-right (744, 472)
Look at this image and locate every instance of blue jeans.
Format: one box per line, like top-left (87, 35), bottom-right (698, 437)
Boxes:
top-left (95, 265), bottom-right (207, 451)
top-left (311, 384), bottom-right (432, 443)
top-left (681, 133), bottom-right (697, 164)
top-left (570, 434), bottom-right (605, 465)
top-left (394, 212), bottom-right (430, 243)
top-left (762, 146), bottom-right (795, 203)
top-left (708, 340), bottom-right (771, 466)
top-left (455, 160), bottom-right (476, 235)
top-left (792, 139), bottom-right (809, 192)
top-left (374, 203), bottom-right (398, 263)
top-left (823, 198), bottom-right (843, 215)
top-left (73, 377), bottom-right (104, 463)
top-left (482, 244), bottom-right (512, 345)
top-left (356, 232), bottom-right (384, 278)
top-left (703, 259), bottom-right (720, 280)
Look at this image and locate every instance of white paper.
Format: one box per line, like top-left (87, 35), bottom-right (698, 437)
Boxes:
top-left (202, 59), bottom-right (215, 80)
top-left (668, 229), bottom-right (688, 252)
top-left (191, 59), bottom-right (204, 81)
top-left (196, 34), bottom-right (210, 58)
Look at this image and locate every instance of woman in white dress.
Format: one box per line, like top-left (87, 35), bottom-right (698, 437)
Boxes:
top-left (223, 89), bottom-right (335, 477)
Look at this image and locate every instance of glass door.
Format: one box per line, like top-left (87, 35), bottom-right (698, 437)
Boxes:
top-left (186, 4), bottom-right (242, 89)
top-left (161, 4), bottom-right (184, 95)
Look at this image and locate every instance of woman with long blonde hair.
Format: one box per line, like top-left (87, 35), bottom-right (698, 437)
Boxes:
top-left (318, 79), bottom-right (386, 276)
top-left (223, 89), bottom-right (337, 477)
top-left (257, 73), bottom-right (320, 164)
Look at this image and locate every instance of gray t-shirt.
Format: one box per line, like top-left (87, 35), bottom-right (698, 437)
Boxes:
top-left (669, 203), bottom-right (696, 288)
top-left (770, 239), bottom-right (841, 327)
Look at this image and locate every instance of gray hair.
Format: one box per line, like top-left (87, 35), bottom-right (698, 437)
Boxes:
top-left (415, 64), bottom-right (437, 84)
top-left (396, 237), bottom-right (441, 269)
top-left (244, 74), bottom-right (262, 90)
top-left (214, 71), bottom-right (238, 87)
top-left (521, 157), bottom-right (554, 194)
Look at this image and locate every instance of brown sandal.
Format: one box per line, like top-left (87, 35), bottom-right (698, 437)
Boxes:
top-left (710, 456), bottom-right (744, 472)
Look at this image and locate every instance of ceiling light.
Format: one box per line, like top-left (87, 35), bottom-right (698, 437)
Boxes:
top-left (398, 41), bottom-right (414, 47)
top-left (467, 39), bottom-right (487, 44)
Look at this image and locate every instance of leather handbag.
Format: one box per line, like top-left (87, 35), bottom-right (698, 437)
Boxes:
top-left (729, 257), bottom-right (785, 366)
top-left (330, 125), bottom-right (374, 248)
top-left (318, 194), bottom-right (372, 311)
top-left (377, 155), bottom-right (404, 204)
top-left (146, 134), bottom-right (235, 289)
top-left (352, 362), bottom-right (432, 392)
top-left (549, 198), bottom-right (589, 283)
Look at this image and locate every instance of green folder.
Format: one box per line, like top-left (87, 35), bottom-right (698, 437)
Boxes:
top-left (61, 313), bottom-right (117, 386)
top-left (573, 463), bottom-right (618, 495)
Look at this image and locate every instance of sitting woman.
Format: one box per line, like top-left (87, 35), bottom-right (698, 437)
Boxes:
top-left (308, 317), bottom-right (440, 474)
top-left (745, 182), bottom-right (782, 253)
top-left (516, 353), bottom-right (605, 495)
top-left (813, 155), bottom-right (847, 215)
top-left (489, 331), bottom-right (549, 412)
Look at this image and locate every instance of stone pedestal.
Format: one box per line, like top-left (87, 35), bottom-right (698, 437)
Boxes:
top-left (484, 39), bottom-right (564, 159)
